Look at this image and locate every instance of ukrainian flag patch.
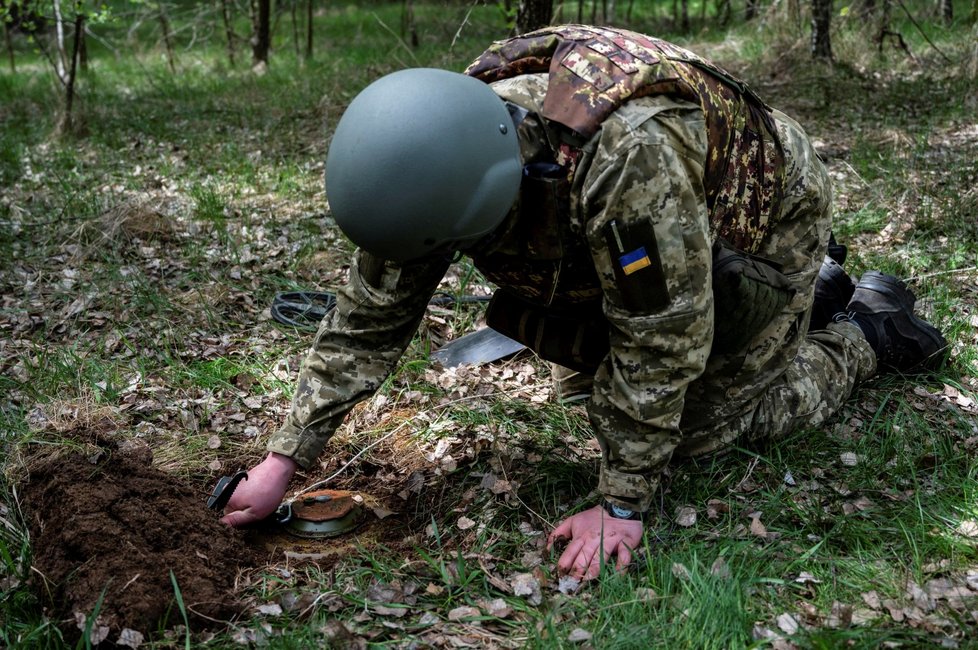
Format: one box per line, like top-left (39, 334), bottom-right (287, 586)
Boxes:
top-left (603, 219), bottom-right (670, 313)
top-left (619, 247), bottom-right (652, 276)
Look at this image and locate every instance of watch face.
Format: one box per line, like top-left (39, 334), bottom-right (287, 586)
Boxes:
top-left (609, 503), bottom-right (635, 519)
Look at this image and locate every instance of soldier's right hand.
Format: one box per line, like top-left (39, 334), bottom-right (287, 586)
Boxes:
top-left (220, 452), bottom-right (298, 527)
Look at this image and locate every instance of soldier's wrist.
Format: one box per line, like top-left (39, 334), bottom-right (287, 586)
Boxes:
top-left (602, 499), bottom-right (645, 521)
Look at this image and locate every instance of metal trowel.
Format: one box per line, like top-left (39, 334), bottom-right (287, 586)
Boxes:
top-left (431, 327), bottom-right (526, 367)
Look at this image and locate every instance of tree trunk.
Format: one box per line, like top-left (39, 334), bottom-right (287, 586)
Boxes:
top-left (745, 0), bottom-right (758, 20)
top-left (53, 0), bottom-right (68, 83)
top-left (681, 0), bottom-right (690, 30)
top-left (401, 0), bottom-right (418, 47)
top-left (158, 3), bottom-right (176, 73)
top-left (940, 0), bottom-right (952, 24)
top-left (252, 0), bottom-right (270, 68)
top-left (290, 0), bottom-right (299, 57)
top-left (4, 16), bottom-right (15, 73)
top-left (788, 0), bottom-right (801, 26)
top-left (876, 0), bottom-right (892, 46)
top-left (61, 14), bottom-right (84, 134)
top-left (305, 0), bottom-right (313, 59)
top-left (811, 0), bottom-right (833, 60)
top-left (220, 0), bottom-right (236, 66)
top-left (968, 24), bottom-right (978, 78)
top-left (78, 23), bottom-right (87, 72)
top-left (718, 0), bottom-right (732, 25)
top-left (516, 0), bottom-right (552, 34)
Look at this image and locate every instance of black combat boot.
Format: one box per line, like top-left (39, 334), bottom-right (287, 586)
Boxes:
top-left (837, 271), bottom-right (948, 373)
top-left (810, 255), bottom-right (856, 331)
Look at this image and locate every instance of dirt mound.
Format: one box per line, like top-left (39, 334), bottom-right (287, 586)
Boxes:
top-left (21, 444), bottom-right (260, 643)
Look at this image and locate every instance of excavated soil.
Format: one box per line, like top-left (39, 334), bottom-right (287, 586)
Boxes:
top-left (21, 445), bottom-right (261, 642)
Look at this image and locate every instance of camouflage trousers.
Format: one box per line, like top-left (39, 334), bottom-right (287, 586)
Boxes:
top-left (676, 110), bottom-right (877, 455)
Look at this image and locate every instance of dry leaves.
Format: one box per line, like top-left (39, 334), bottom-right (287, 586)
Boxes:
top-left (749, 512), bottom-right (769, 539)
top-left (675, 505), bottom-right (697, 527)
top-left (447, 606), bottom-right (480, 621)
top-left (510, 573), bottom-right (542, 606)
top-left (116, 628), bottom-right (145, 648)
top-left (567, 628), bottom-right (593, 643)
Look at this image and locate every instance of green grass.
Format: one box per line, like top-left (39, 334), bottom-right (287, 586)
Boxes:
top-left (2, 0), bottom-right (977, 647)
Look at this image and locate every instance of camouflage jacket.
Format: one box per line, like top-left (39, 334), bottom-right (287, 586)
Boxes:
top-left (268, 28), bottom-right (808, 513)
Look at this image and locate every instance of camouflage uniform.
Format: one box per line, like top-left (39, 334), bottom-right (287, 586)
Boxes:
top-left (267, 27), bottom-right (877, 512)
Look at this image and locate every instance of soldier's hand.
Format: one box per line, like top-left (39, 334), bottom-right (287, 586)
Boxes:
top-left (220, 452), bottom-right (297, 527)
top-left (547, 505), bottom-right (643, 581)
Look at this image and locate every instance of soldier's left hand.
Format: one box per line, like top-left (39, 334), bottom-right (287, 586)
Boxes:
top-left (547, 505), bottom-right (643, 580)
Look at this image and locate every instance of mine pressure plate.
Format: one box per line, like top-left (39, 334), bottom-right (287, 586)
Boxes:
top-left (276, 490), bottom-right (364, 539)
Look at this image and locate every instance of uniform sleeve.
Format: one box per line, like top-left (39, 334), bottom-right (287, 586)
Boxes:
top-left (266, 249), bottom-right (451, 468)
top-left (582, 102), bottom-right (714, 513)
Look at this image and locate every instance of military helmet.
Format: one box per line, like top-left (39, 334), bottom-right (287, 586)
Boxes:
top-left (325, 68), bottom-right (522, 263)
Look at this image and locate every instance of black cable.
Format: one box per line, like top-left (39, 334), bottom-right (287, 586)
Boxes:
top-left (270, 291), bottom-right (337, 330)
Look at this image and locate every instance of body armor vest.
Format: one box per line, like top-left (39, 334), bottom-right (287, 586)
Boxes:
top-left (465, 24), bottom-right (787, 254)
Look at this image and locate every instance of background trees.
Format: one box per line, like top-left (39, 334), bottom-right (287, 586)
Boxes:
top-left (2, 0), bottom-right (970, 88)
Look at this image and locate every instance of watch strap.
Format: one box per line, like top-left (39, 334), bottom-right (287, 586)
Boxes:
top-left (603, 499), bottom-right (643, 521)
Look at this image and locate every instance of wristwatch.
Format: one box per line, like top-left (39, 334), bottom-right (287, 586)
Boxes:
top-left (603, 499), bottom-right (642, 521)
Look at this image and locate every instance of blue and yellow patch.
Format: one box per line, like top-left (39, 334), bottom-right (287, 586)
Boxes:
top-left (619, 247), bottom-right (652, 275)
top-left (603, 219), bottom-right (670, 313)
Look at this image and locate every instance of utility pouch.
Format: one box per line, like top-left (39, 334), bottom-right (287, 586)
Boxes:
top-left (518, 162), bottom-right (571, 260)
top-left (485, 288), bottom-right (609, 374)
top-left (711, 239), bottom-right (796, 353)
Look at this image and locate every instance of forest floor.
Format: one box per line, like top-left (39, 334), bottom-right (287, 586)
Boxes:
top-left (1, 4), bottom-right (977, 648)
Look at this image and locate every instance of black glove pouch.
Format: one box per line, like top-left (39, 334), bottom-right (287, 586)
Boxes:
top-left (485, 288), bottom-right (609, 374)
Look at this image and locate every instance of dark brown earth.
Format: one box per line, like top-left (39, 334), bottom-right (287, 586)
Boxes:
top-left (21, 444), bottom-right (261, 642)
